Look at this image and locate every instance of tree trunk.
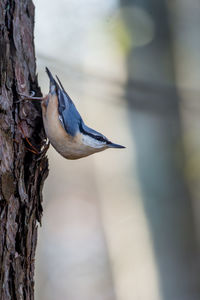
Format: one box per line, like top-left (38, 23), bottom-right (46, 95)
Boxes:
top-left (0, 1), bottom-right (48, 299)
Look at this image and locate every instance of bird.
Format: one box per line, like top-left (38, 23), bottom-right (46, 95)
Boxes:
top-left (20, 67), bottom-right (125, 159)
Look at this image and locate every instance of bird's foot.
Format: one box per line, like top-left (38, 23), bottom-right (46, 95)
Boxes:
top-left (36, 140), bottom-right (50, 161)
top-left (18, 122), bottom-right (50, 158)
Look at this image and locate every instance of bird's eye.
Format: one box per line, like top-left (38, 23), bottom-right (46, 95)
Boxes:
top-left (95, 136), bottom-right (106, 142)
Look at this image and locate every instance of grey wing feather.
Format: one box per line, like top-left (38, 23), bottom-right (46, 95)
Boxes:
top-left (46, 68), bottom-right (82, 136)
top-left (57, 87), bottom-right (82, 136)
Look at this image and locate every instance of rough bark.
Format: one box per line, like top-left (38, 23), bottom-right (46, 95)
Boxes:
top-left (0, 1), bottom-right (48, 299)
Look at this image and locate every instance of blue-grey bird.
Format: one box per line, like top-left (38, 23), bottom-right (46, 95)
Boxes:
top-left (22, 68), bottom-right (125, 159)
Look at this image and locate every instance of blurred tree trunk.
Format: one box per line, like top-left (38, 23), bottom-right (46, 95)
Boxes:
top-left (120, 0), bottom-right (200, 299)
top-left (0, 1), bottom-right (48, 299)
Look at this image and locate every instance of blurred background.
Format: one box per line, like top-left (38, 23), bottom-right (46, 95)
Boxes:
top-left (33, 0), bottom-right (200, 299)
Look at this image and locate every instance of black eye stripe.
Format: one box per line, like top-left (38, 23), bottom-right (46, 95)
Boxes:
top-left (79, 123), bottom-right (107, 143)
top-left (95, 135), bottom-right (106, 142)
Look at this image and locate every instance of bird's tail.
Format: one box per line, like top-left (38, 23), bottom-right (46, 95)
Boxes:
top-left (45, 67), bottom-right (58, 95)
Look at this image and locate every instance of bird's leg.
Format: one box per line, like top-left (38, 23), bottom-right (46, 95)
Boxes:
top-left (18, 122), bottom-right (40, 155)
top-left (20, 95), bottom-right (43, 101)
top-left (19, 91), bottom-right (44, 101)
top-left (18, 122), bottom-right (50, 158)
top-left (15, 91), bottom-right (48, 103)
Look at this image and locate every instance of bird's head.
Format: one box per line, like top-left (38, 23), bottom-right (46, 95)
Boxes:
top-left (79, 122), bottom-right (125, 151)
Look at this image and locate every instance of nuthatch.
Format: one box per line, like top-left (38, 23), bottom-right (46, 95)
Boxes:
top-left (22, 68), bottom-right (125, 159)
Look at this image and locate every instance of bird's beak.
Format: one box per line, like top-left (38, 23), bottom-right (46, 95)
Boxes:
top-left (108, 142), bottom-right (125, 149)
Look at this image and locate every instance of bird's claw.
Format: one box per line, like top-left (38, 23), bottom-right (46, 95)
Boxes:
top-left (17, 91), bottom-right (43, 101)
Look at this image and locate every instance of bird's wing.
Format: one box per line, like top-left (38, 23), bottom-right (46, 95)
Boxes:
top-left (56, 77), bottom-right (82, 136)
top-left (46, 68), bottom-right (82, 136)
